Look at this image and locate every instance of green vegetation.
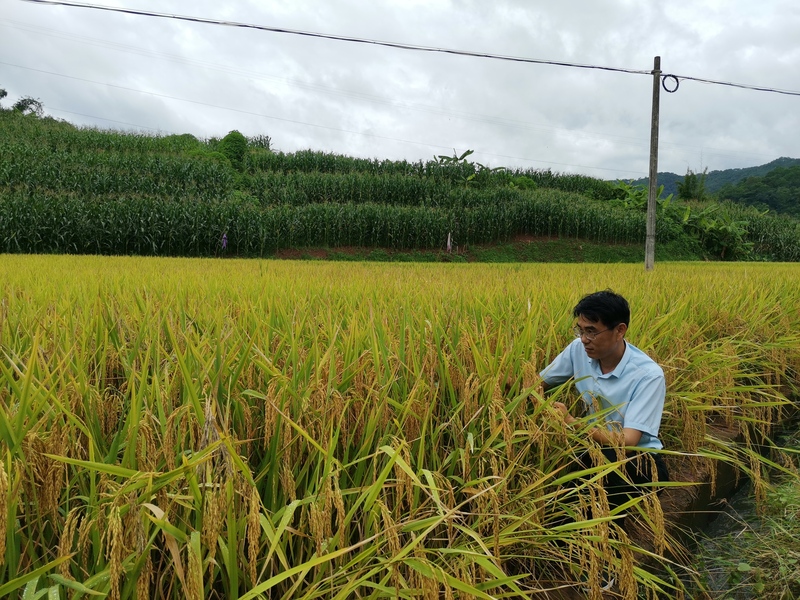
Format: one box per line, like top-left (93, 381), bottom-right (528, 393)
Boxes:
top-left (1, 103), bottom-right (799, 261)
top-left (695, 430), bottom-right (800, 599)
top-left (677, 168), bottom-right (708, 202)
top-left (218, 129), bottom-right (249, 171)
top-left (609, 178), bottom-right (799, 261)
top-left (294, 237), bottom-right (700, 263)
top-left (718, 165), bottom-right (800, 218)
top-left (630, 157), bottom-right (800, 197)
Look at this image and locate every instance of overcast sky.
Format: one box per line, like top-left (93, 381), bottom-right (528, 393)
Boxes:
top-left (2, 0), bottom-right (799, 180)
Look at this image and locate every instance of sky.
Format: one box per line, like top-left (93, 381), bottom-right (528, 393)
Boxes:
top-left (2, 0), bottom-right (799, 180)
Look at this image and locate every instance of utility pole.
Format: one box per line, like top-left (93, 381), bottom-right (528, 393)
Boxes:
top-left (645, 56), bottom-right (661, 271)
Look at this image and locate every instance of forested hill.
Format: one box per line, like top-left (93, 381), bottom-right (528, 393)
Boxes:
top-left (718, 165), bottom-right (800, 218)
top-left (627, 157), bottom-right (800, 197)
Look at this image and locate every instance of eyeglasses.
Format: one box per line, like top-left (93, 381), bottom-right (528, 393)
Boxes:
top-left (572, 325), bottom-right (611, 341)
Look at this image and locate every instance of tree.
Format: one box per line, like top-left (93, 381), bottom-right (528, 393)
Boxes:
top-left (218, 130), bottom-right (248, 171)
top-left (677, 168), bottom-right (708, 201)
top-left (248, 134), bottom-right (272, 151)
top-left (12, 96), bottom-right (44, 117)
top-left (0, 88), bottom-right (7, 105)
top-left (717, 165), bottom-right (800, 217)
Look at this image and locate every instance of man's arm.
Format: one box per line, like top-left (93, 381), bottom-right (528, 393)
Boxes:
top-left (538, 340), bottom-right (580, 392)
top-left (589, 426), bottom-right (643, 447)
top-left (551, 401), bottom-right (643, 446)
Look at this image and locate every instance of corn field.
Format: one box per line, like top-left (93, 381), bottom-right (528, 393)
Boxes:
top-left (0, 256), bottom-right (798, 599)
top-left (4, 109), bottom-right (798, 260)
top-left (0, 189), bottom-right (654, 256)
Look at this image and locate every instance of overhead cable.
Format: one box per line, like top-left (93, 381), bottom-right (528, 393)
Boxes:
top-left (662, 73), bottom-right (800, 97)
top-left (17, 0), bottom-right (653, 76)
top-left (20, 0), bottom-right (800, 97)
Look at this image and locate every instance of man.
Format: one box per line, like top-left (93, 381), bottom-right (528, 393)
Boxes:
top-left (539, 290), bottom-right (669, 512)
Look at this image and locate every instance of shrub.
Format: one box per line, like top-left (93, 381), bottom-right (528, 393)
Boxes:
top-left (218, 130), bottom-right (248, 171)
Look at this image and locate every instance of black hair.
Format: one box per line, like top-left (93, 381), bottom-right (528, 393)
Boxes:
top-left (572, 290), bottom-right (630, 329)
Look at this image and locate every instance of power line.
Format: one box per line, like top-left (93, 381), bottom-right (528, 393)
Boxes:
top-left (10, 1), bottom-right (795, 176)
top-left (48, 102), bottom-right (643, 174)
top-left (3, 18), bottom-right (778, 165)
top-left (46, 106), bottom-right (167, 132)
top-left (661, 73), bottom-right (800, 97)
top-left (18, 0), bottom-right (653, 75)
top-left (4, 52), bottom-right (781, 174)
top-left (0, 18), bottom-right (649, 144)
top-left (0, 61), bottom-right (457, 146)
top-left (19, 0), bottom-right (800, 98)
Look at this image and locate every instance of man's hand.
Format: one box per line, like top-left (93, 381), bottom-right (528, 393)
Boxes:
top-left (551, 401), bottom-right (576, 425)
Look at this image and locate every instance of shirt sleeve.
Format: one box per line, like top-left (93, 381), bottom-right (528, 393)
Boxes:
top-left (622, 373), bottom-right (666, 437)
top-left (539, 339), bottom-right (580, 386)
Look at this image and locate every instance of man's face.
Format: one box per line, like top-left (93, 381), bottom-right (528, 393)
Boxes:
top-left (575, 315), bottom-right (626, 362)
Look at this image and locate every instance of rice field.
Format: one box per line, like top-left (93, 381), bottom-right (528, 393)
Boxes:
top-left (0, 256), bottom-right (798, 599)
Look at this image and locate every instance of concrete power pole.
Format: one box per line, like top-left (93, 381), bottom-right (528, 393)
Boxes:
top-left (645, 56), bottom-right (661, 271)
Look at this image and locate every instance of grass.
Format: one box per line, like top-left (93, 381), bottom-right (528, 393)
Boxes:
top-left (272, 237), bottom-right (704, 263)
top-left (469, 237), bottom-right (702, 262)
top-left (694, 458), bottom-right (800, 597)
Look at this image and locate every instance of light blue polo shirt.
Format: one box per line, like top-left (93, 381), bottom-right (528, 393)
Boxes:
top-left (540, 338), bottom-right (666, 450)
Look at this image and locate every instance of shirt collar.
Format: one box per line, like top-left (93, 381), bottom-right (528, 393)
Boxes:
top-left (594, 340), bottom-right (630, 378)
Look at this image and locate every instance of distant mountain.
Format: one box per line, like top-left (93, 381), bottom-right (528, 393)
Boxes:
top-left (717, 164), bottom-right (800, 218)
top-left (623, 157), bottom-right (800, 198)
